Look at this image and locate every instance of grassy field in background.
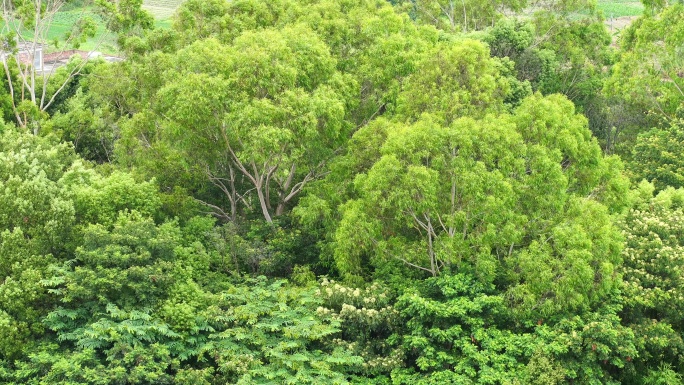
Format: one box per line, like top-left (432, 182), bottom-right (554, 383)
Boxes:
top-left (597, 0), bottom-right (644, 17)
top-left (2, 8), bottom-right (117, 53)
top-left (143, 0), bottom-right (185, 19)
top-left (4, 0), bottom-right (181, 54)
top-left (44, 8), bottom-right (116, 53)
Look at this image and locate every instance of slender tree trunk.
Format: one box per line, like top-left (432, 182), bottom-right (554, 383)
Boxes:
top-left (274, 163), bottom-right (296, 217)
top-left (275, 202), bottom-right (286, 216)
top-left (229, 166), bottom-right (237, 221)
top-left (427, 217), bottom-right (438, 277)
top-left (256, 182), bottom-right (273, 223)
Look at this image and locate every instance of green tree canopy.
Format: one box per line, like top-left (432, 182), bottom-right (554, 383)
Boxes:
top-left (629, 123), bottom-right (684, 190)
top-left (606, 4), bottom-right (684, 125)
top-left (395, 39), bottom-right (512, 124)
top-left (0, 126), bottom-right (77, 358)
top-left (128, 25), bottom-right (355, 223)
top-left (0, 125), bottom-right (167, 362)
top-left (334, 93), bottom-right (628, 320)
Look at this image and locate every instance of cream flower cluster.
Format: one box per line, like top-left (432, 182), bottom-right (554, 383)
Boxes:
top-left (316, 278), bottom-right (391, 310)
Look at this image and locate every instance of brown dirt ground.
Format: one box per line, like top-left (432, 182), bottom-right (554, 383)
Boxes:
top-left (605, 16), bottom-right (639, 46)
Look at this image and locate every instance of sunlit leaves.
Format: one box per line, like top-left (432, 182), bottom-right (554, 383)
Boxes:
top-left (335, 93), bottom-right (627, 319)
top-left (629, 124), bottom-right (684, 190)
top-left (621, 182), bottom-right (684, 326)
top-left (396, 40), bottom-right (511, 124)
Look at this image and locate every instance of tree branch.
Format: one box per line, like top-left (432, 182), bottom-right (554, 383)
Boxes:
top-left (194, 198), bottom-right (233, 222)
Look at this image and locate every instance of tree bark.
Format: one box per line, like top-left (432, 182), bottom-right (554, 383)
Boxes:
top-left (256, 181), bottom-right (273, 223)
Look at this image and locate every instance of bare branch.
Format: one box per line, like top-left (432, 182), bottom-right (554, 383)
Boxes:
top-left (194, 198), bottom-right (233, 222)
top-left (281, 168), bottom-right (315, 203)
top-left (371, 236), bottom-right (434, 274)
top-left (0, 0), bottom-right (116, 130)
top-left (408, 208), bottom-right (429, 231)
top-left (225, 142), bottom-right (258, 186)
top-left (41, 5), bottom-right (113, 109)
top-left (207, 167), bottom-right (236, 204)
top-left (436, 212), bottom-right (450, 235)
top-left (395, 254), bottom-right (435, 274)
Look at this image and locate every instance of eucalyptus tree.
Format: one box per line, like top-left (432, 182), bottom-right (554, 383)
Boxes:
top-left (130, 26), bottom-right (354, 223)
top-left (605, 4), bottom-right (684, 127)
top-left (333, 91), bottom-right (629, 318)
top-left (100, 0), bottom-right (444, 223)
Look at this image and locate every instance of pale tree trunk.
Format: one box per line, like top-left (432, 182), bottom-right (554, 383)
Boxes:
top-left (274, 162), bottom-right (323, 217)
top-left (221, 124), bottom-right (326, 223)
top-left (255, 174), bottom-right (273, 223)
top-left (408, 209), bottom-right (442, 277)
top-left (225, 140), bottom-right (275, 223)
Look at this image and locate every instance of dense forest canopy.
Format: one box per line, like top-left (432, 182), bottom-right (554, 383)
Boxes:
top-left (1, 0), bottom-right (684, 383)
